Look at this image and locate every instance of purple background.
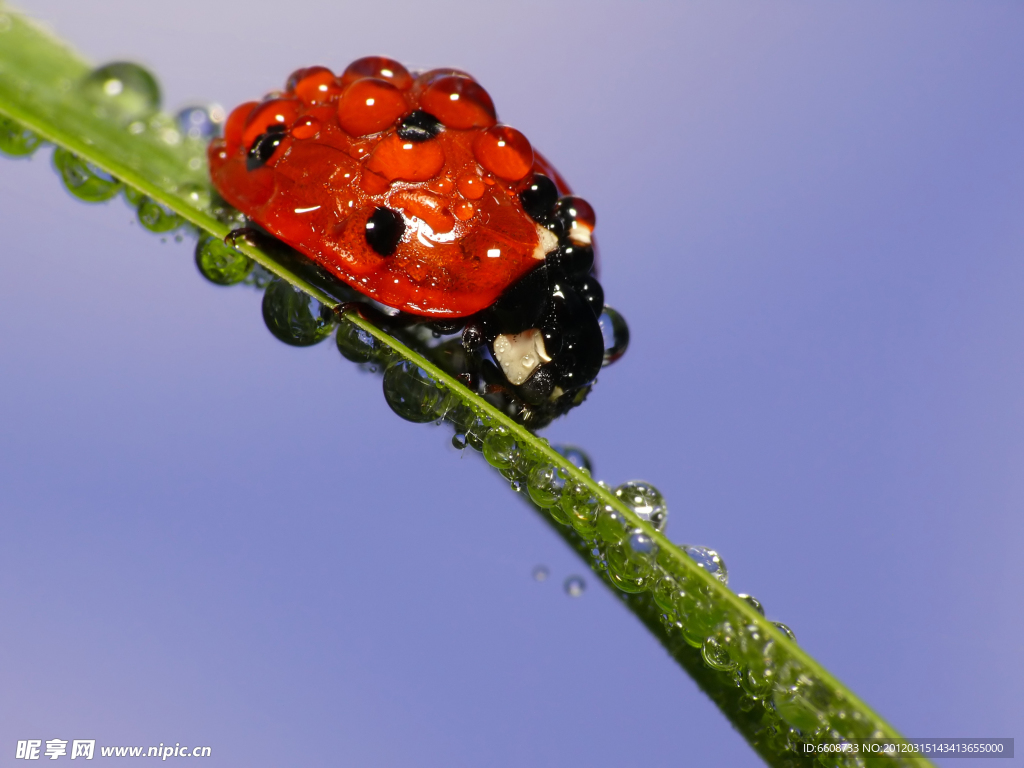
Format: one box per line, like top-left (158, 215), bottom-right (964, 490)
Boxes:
top-left (1, 1), bottom-right (1021, 765)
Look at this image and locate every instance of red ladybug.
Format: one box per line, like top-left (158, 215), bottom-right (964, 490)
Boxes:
top-left (209, 57), bottom-right (613, 413)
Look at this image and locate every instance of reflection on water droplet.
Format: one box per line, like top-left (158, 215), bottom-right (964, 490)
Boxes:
top-left (527, 464), bottom-right (568, 509)
top-left (532, 565), bottom-right (549, 582)
top-left (564, 575), bottom-right (586, 597)
top-left (175, 104), bottom-right (224, 141)
top-left (52, 148), bottom-right (121, 202)
top-left (82, 62), bottom-right (161, 124)
top-left (701, 635), bottom-right (737, 671)
top-left (738, 593), bottom-right (765, 616)
top-left (136, 197), bottom-right (181, 233)
top-left (335, 321), bottom-right (387, 366)
top-left (451, 433), bottom-right (468, 450)
top-left (553, 444), bottom-right (592, 473)
top-left (0, 115), bottom-right (43, 157)
top-left (382, 360), bottom-right (449, 423)
top-left (629, 530), bottom-right (655, 555)
top-left (683, 545), bottom-right (728, 585)
top-left (772, 622), bottom-right (797, 642)
top-left (599, 305), bottom-right (629, 365)
top-left (195, 235), bottom-right (253, 285)
top-left (261, 279), bottom-right (334, 347)
top-left (482, 425), bottom-right (518, 470)
top-left (614, 480), bottom-right (668, 531)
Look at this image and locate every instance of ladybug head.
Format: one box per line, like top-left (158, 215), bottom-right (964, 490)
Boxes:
top-left (465, 174), bottom-right (609, 415)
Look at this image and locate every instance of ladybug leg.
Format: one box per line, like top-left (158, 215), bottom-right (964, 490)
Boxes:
top-left (223, 225), bottom-right (268, 249)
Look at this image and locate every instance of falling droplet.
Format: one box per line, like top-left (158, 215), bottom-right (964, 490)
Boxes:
top-left (682, 545), bottom-right (728, 585)
top-left (599, 306), bottom-right (629, 365)
top-left (81, 62), bottom-right (161, 124)
top-left (175, 104), bottom-right (224, 141)
top-left (738, 593), bottom-right (765, 616)
top-left (136, 197), bottom-right (181, 233)
top-left (194, 235), bottom-right (253, 286)
top-left (613, 480), bottom-right (668, 531)
top-left (564, 576), bottom-right (586, 597)
top-left (0, 115), bottom-right (43, 158)
top-left (52, 148), bottom-right (121, 202)
top-left (261, 279), bottom-right (335, 347)
top-left (532, 566), bottom-right (549, 582)
top-left (382, 360), bottom-right (449, 423)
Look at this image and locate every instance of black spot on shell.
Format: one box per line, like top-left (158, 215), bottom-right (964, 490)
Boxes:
top-left (397, 110), bottom-right (443, 142)
top-left (246, 125), bottom-right (286, 171)
top-left (365, 207), bottom-right (405, 255)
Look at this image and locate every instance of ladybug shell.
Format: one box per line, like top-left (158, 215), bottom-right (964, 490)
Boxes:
top-left (208, 59), bottom-right (572, 318)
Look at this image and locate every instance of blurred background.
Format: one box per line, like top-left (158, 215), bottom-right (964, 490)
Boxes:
top-left (1, 1), bottom-right (1021, 765)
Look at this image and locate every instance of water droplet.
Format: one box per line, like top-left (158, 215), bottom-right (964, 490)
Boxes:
top-left (261, 279), bottom-right (335, 347)
top-left (81, 62), bottom-right (161, 124)
top-left (701, 635), bottom-right (738, 672)
top-left (560, 482), bottom-right (600, 537)
top-left (600, 505), bottom-right (637, 546)
top-left (772, 622), bottom-right (797, 642)
top-left (482, 425), bottom-right (518, 470)
top-left (532, 565), bottom-right (549, 582)
top-left (527, 464), bottom-right (568, 509)
top-left (136, 197), bottom-right (182, 233)
top-left (683, 545), bottom-right (728, 585)
top-left (0, 115), bottom-right (43, 157)
top-left (175, 104), bottom-right (224, 141)
top-left (613, 480), bottom-right (668, 532)
top-left (451, 433), bottom-right (468, 450)
top-left (335, 321), bottom-right (385, 364)
top-left (382, 360), bottom-right (449, 423)
top-left (606, 538), bottom-right (654, 593)
top-left (773, 675), bottom-right (830, 733)
top-left (553, 445), bottom-right (592, 473)
top-left (629, 530), bottom-right (656, 555)
top-left (738, 593), bottom-right (765, 616)
top-left (194, 235), bottom-right (253, 285)
top-left (52, 148), bottom-right (121, 202)
top-left (599, 306), bottom-right (629, 365)
top-left (564, 575), bottom-right (586, 597)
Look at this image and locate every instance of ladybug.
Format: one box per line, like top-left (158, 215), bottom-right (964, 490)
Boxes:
top-left (209, 56), bottom-right (615, 413)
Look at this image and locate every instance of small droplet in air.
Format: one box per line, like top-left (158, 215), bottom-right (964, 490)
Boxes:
top-left (564, 576), bottom-right (586, 597)
top-left (532, 566), bottom-right (549, 582)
